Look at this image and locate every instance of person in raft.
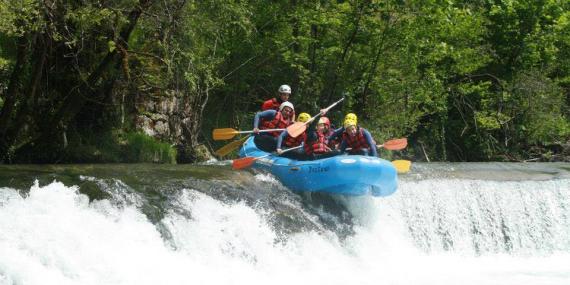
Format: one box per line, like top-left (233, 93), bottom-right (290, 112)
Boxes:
top-left (252, 101), bottom-right (295, 152)
top-left (327, 112), bottom-right (357, 149)
top-left (298, 112), bottom-right (341, 160)
top-left (338, 114), bottom-right (378, 157)
top-left (261, 84), bottom-right (295, 118)
top-left (275, 112), bottom-right (312, 159)
top-left (318, 116), bottom-right (341, 150)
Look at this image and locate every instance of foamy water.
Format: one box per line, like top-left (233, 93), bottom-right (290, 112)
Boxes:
top-left (1, 176), bottom-right (569, 285)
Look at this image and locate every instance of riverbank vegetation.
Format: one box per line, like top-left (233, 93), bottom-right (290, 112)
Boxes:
top-left (0, 1), bottom-right (569, 163)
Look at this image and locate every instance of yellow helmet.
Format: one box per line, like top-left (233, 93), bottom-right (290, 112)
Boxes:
top-left (297, 112), bottom-right (311, 123)
top-left (344, 113), bottom-right (357, 124)
top-left (344, 118), bottom-right (357, 128)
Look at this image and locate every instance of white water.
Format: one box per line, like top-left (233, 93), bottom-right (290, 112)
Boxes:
top-left (1, 177), bottom-right (570, 285)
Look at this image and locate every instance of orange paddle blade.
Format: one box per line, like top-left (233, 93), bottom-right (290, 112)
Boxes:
top-left (232, 156), bottom-right (258, 170)
top-left (381, 138), bottom-right (408, 150)
top-left (286, 122), bottom-right (307, 138)
top-left (213, 128), bottom-right (239, 140)
top-left (215, 136), bottom-right (249, 156)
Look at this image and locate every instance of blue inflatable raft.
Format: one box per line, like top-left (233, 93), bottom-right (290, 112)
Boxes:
top-left (238, 137), bottom-right (398, 196)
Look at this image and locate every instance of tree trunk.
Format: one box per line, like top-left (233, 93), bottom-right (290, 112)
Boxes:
top-left (48, 0), bottom-right (152, 129)
top-left (309, 24), bottom-right (318, 74)
top-left (0, 35), bottom-right (28, 138)
top-left (360, 28), bottom-right (388, 112)
top-left (322, 2), bottom-right (366, 104)
top-left (9, 33), bottom-right (48, 141)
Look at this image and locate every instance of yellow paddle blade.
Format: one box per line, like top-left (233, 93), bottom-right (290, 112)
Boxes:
top-left (214, 136), bottom-right (250, 157)
top-left (212, 128), bottom-right (239, 140)
top-left (392, 160), bottom-right (412, 173)
top-left (286, 122), bottom-right (307, 138)
top-left (381, 138), bottom-right (408, 150)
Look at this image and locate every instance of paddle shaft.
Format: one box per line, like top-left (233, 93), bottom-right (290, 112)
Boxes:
top-left (243, 128), bottom-right (284, 134)
top-left (345, 145), bottom-right (385, 151)
top-left (305, 97), bottom-right (346, 126)
top-left (343, 138), bottom-right (407, 151)
top-left (257, 145), bottom-right (303, 160)
top-left (232, 145), bottom-right (303, 169)
top-left (287, 97), bottom-right (345, 138)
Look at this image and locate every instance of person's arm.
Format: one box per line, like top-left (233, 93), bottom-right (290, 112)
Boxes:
top-left (253, 110), bottom-right (277, 133)
top-left (276, 131), bottom-right (288, 153)
top-left (339, 140), bottom-right (348, 153)
top-left (305, 113), bottom-right (322, 143)
top-left (362, 129), bottom-right (377, 156)
top-left (327, 127), bottom-right (344, 142)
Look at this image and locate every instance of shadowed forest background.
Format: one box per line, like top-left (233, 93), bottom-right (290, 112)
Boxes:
top-left (0, 0), bottom-right (568, 163)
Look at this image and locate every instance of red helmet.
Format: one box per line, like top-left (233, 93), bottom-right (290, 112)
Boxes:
top-left (318, 116), bottom-right (330, 128)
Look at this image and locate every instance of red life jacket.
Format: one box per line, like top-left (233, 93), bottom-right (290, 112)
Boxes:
top-left (261, 98), bottom-right (296, 124)
top-left (261, 98), bottom-right (280, 111)
top-left (284, 132), bottom-right (306, 147)
top-left (342, 127), bottom-right (372, 152)
top-left (261, 111), bottom-right (292, 137)
top-left (304, 131), bottom-right (329, 155)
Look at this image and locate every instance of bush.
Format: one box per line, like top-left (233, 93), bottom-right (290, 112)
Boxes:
top-left (122, 132), bottom-right (177, 164)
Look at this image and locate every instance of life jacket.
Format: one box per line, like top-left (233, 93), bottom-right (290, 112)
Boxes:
top-left (261, 111), bottom-right (292, 137)
top-left (261, 98), bottom-right (296, 125)
top-left (342, 127), bottom-right (372, 152)
top-left (261, 98), bottom-right (280, 111)
top-left (304, 131), bottom-right (329, 155)
top-left (284, 132), bottom-right (306, 147)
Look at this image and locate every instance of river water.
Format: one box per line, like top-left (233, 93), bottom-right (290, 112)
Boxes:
top-left (0, 162), bottom-right (569, 285)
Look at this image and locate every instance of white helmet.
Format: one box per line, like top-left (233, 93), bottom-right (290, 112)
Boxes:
top-left (278, 84), bottom-right (292, 94)
top-left (279, 101), bottom-right (294, 112)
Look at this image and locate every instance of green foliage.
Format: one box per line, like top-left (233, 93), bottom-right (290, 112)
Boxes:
top-left (0, 0), bottom-right (42, 36)
top-left (509, 71), bottom-right (570, 145)
top-left (62, 131), bottom-right (123, 163)
top-left (49, 131), bottom-right (176, 164)
top-left (122, 133), bottom-right (177, 164)
top-left (1, 0), bottom-right (568, 162)
top-left (201, 0), bottom-right (568, 161)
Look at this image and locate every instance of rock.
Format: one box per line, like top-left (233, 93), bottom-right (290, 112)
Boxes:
top-left (193, 144), bottom-right (214, 162)
top-left (153, 120), bottom-right (170, 138)
top-left (133, 89), bottom-right (208, 163)
top-left (156, 95), bottom-right (178, 115)
top-left (136, 115), bottom-right (155, 137)
top-left (176, 143), bottom-right (214, 163)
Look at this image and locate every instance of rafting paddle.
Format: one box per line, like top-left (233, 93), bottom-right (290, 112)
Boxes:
top-left (287, 97), bottom-right (345, 138)
top-left (232, 146), bottom-right (303, 170)
top-left (214, 135), bottom-right (250, 157)
top-left (378, 138), bottom-right (407, 151)
top-left (213, 128), bottom-right (284, 140)
top-left (345, 138), bottom-right (408, 152)
top-left (392, 160), bottom-right (412, 173)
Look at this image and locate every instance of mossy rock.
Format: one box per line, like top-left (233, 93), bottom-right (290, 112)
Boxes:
top-left (194, 144), bottom-right (214, 162)
top-left (177, 143), bottom-right (214, 163)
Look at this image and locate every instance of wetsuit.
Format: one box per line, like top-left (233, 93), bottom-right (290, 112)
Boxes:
top-left (327, 127), bottom-right (344, 148)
